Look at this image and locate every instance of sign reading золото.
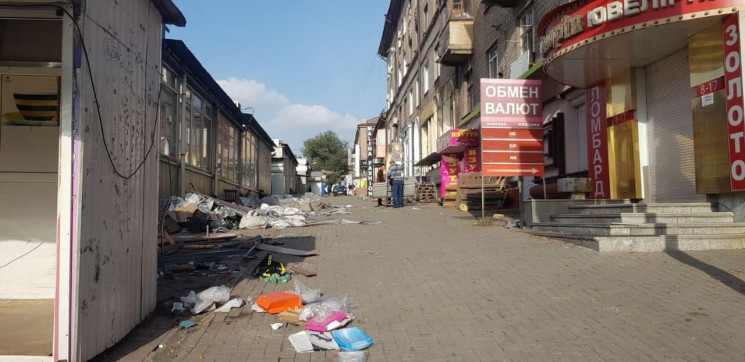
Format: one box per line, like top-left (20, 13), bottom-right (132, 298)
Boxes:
top-left (480, 79), bottom-right (544, 177)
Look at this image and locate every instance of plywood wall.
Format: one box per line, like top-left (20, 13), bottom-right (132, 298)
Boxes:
top-left (75, 0), bottom-right (162, 359)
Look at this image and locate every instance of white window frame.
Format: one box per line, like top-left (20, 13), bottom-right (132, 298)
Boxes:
top-left (423, 63), bottom-right (430, 94)
top-left (520, 7), bottom-right (534, 56)
top-left (488, 44), bottom-right (499, 78)
top-left (408, 90), bottom-right (414, 116)
top-left (415, 79), bottom-right (420, 107)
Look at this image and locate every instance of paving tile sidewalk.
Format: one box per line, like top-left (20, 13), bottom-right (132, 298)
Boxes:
top-left (103, 196), bottom-right (745, 361)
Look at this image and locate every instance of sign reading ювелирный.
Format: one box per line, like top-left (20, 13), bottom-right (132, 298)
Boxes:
top-left (480, 79), bottom-right (544, 177)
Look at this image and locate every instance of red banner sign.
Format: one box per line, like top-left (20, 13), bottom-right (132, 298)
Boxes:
top-left (587, 82), bottom-right (611, 199)
top-left (695, 76), bottom-right (726, 97)
top-left (723, 14), bottom-right (745, 191)
top-left (539, 0), bottom-right (742, 58)
top-left (480, 79), bottom-right (544, 177)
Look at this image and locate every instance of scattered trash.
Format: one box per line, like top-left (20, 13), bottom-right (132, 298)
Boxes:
top-left (307, 311), bottom-right (353, 332)
top-left (171, 302), bottom-right (185, 313)
top-left (270, 322), bottom-right (285, 330)
top-left (251, 303), bottom-right (267, 313)
top-left (171, 262), bottom-right (196, 273)
top-left (256, 291), bottom-right (303, 314)
top-left (288, 331), bottom-right (315, 353)
top-left (278, 308), bottom-right (304, 325)
top-left (253, 254), bottom-right (287, 278)
top-left (309, 331), bottom-right (341, 351)
top-left (179, 286), bottom-right (232, 315)
top-left (261, 273), bottom-right (291, 284)
top-left (294, 280), bottom-right (322, 304)
top-left (214, 298), bottom-right (243, 313)
top-left (334, 351), bottom-right (367, 362)
top-left (179, 320), bottom-right (198, 329)
top-left (492, 213), bottom-right (505, 221)
top-left (412, 207), bottom-right (422, 210)
top-left (158, 344), bottom-right (165, 349)
top-left (299, 297), bottom-right (351, 321)
top-left (256, 243), bottom-right (318, 256)
top-left (276, 234), bottom-right (301, 238)
top-left (333, 327), bottom-right (373, 351)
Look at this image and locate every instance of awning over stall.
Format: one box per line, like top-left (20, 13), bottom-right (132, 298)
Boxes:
top-left (415, 152), bottom-right (441, 167)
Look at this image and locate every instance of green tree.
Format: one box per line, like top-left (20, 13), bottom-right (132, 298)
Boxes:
top-left (302, 131), bottom-right (349, 185)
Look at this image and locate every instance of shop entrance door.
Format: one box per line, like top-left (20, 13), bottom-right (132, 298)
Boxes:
top-left (645, 49), bottom-right (703, 202)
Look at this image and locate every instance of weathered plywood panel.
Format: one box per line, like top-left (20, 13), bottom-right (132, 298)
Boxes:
top-left (258, 142), bottom-right (272, 194)
top-left (75, 0), bottom-right (162, 360)
top-left (184, 168), bottom-right (212, 195)
top-left (158, 159), bottom-right (179, 199)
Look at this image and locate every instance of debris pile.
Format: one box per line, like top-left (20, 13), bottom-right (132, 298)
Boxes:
top-left (166, 192), bottom-right (355, 231)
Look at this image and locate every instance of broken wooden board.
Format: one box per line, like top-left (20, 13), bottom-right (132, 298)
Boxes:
top-left (255, 243), bottom-right (318, 256)
top-left (287, 262), bottom-right (318, 277)
top-left (170, 232), bottom-right (238, 244)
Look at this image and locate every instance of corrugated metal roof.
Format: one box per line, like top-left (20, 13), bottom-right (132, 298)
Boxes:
top-left (150, 0), bottom-right (186, 27)
top-left (163, 39), bottom-right (275, 149)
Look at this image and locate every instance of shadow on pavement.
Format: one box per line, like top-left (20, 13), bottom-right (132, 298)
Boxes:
top-left (665, 250), bottom-right (745, 296)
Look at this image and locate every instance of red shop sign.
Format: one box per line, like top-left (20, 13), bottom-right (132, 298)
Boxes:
top-left (586, 82), bottom-right (611, 199)
top-left (723, 14), bottom-right (745, 191)
top-left (538, 0), bottom-right (743, 59)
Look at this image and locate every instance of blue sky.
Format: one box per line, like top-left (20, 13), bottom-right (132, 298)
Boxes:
top-left (168, 1), bottom-right (389, 155)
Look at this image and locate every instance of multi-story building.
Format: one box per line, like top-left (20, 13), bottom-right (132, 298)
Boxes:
top-left (160, 39), bottom-right (275, 200)
top-left (379, 0), bottom-right (475, 178)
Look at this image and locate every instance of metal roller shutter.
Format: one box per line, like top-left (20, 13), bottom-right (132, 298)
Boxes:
top-left (645, 49), bottom-right (703, 202)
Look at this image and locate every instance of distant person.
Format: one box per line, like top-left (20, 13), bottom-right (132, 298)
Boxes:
top-left (376, 166), bottom-right (385, 206)
top-left (387, 160), bottom-right (404, 208)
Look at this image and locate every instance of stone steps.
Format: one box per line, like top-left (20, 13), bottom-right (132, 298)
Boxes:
top-left (531, 203), bottom-right (744, 252)
top-left (532, 222), bottom-right (745, 236)
top-left (550, 212), bottom-right (734, 224)
top-left (567, 203), bottom-right (716, 215)
top-left (531, 231), bottom-right (745, 252)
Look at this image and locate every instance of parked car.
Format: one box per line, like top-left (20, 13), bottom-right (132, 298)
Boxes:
top-left (332, 184), bottom-right (347, 196)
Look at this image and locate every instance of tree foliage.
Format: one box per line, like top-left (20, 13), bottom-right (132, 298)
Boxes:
top-left (302, 131), bottom-right (349, 185)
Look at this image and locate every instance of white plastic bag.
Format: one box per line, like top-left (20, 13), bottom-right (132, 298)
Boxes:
top-left (334, 351), bottom-right (366, 362)
top-left (214, 298), bottom-right (244, 313)
top-left (294, 279), bottom-right (322, 304)
top-left (299, 297), bottom-right (350, 321)
top-left (192, 286), bottom-right (231, 314)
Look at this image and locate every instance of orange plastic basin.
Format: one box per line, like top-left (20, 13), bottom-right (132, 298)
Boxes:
top-left (256, 291), bottom-right (303, 314)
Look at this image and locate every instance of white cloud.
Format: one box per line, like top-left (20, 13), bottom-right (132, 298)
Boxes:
top-left (217, 77), bottom-right (358, 154)
top-left (269, 104), bottom-right (357, 131)
top-left (216, 77), bottom-right (290, 114)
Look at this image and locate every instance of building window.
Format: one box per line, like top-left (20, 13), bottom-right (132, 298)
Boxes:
top-left (159, 67), bottom-right (178, 157)
top-left (242, 132), bottom-right (257, 188)
top-left (398, 67), bottom-right (402, 87)
top-left (185, 87), bottom-right (211, 170)
top-left (520, 8), bottom-right (534, 56)
top-left (423, 63), bottom-right (430, 94)
top-left (403, 57), bottom-right (408, 77)
top-left (408, 90), bottom-right (414, 116)
top-left (415, 79), bottom-right (420, 107)
top-left (423, 3), bottom-right (429, 32)
top-left (217, 114), bottom-right (239, 183)
top-left (488, 44), bottom-right (500, 78)
top-left (452, 0), bottom-right (465, 16)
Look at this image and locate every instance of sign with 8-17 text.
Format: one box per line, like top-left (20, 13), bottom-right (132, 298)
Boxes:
top-left (480, 79), bottom-right (544, 176)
